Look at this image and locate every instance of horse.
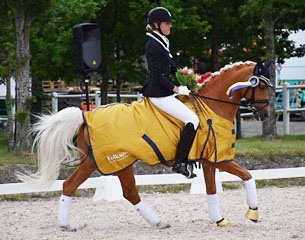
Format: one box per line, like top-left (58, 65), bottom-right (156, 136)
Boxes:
top-left (17, 61), bottom-right (272, 231)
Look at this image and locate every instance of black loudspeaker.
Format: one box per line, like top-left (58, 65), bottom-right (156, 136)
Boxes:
top-left (72, 23), bottom-right (102, 73)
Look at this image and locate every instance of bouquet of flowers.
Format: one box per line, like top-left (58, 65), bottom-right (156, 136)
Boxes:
top-left (175, 67), bottom-right (200, 90)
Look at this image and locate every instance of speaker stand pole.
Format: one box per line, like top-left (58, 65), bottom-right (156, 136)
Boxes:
top-left (83, 75), bottom-right (90, 111)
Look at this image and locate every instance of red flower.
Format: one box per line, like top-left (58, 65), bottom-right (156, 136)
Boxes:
top-left (197, 72), bottom-right (212, 84)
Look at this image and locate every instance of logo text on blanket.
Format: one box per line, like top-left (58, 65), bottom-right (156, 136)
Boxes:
top-left (106, 151), bottom-right (130, 162)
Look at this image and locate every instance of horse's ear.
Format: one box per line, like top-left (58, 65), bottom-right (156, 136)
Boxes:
top-left (265, 61), bottom-right (272, 68)
top-left (257, 58), bottom-right (262, 64)
top-left (256, 59), bottom-right (265, 69)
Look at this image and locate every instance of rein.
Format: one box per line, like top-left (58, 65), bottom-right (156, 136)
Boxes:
top-left (192, 92), bottom-right (269, 109)
top-left (192, 83), bottom-right (270, 115)
top-left (192, 93), bottom-right (246, 107)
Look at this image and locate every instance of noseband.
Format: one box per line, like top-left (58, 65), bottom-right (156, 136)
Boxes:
top-left (242, 84), bottom-right (269, 115)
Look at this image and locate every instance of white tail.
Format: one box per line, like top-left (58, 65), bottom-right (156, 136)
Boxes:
top-left (16, 107), bottom-right (84, 186)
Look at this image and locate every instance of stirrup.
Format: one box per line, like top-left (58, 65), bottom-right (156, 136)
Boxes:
top-left (172, 163), bottom-right (197, 179)
top-left (245, 207), bottom-right (258, 222)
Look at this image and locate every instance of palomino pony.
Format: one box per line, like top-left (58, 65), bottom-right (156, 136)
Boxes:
top-left (18, 61), bottom-right (272, 231)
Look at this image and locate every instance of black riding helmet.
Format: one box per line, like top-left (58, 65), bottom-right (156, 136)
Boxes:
top-left (147, 7), bottom-right (174, 24)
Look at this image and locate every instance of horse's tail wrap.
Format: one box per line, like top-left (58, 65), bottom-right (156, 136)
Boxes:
top-left (17, 107), bottom-right (83, 186)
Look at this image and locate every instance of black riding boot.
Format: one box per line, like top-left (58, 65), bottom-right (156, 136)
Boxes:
top-left (172, 123), bottom-right (197, 179)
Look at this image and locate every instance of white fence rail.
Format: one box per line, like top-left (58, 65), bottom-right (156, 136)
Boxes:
top-left (51, 91), bottom-right (142, 113)
top-left (1, 167), bottom-right (305, 201)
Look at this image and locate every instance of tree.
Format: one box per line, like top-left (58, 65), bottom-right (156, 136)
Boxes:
top-left (241, 0), bottom-right (305, 137)
top-left (29, 0), bottom-right (104, 115)
top-left (195, 0), bottom-right (251, 71)
top-left (95, 0), bottom-right (150, 103)
top-left (0, 0), bottom-right (104, 152)
top-left (30, 0), bottom-right (104, 82)
top-left (0, 2), bottom-right (16, 151)
top-left (4, 0), bottom-right (51, 152)
top-left (165, 0), bottom-right (210, 68)
top-left (95, 0), bottom-right (211, 103)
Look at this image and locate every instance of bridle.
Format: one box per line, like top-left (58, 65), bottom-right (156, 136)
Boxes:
top-left (241, 63), bottom-right (273, 114)
top-left (193, 63), bottom-right (273, 115)
top-left (241, 81), bottom-right (269, 115)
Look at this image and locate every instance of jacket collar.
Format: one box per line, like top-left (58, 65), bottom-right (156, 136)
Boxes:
top-left (146, 31), bottom-right (173, 58)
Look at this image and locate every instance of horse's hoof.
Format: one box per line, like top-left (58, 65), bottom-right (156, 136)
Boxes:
top-left (156, 219), bottom-right (171, 229)
top-left (245, 208), bottom-right (258, 222)
top-left (216, 218), bottom-right (232, 227)
top-left (59, 225), bottom-right (77, 232)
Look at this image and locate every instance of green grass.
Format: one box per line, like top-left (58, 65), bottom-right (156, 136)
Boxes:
top-left (0, 131), bottom-right (34, 165)
top-left (137, 184), bottom-right (190, 193)
top-left (222, 177), bottom-right (305, 190)
top-left (235, 135), bottom-right (305, 159)
top-left (1, 130), bottom-right (305, 165)
top-left (1, 189), bottom-right (96, 201)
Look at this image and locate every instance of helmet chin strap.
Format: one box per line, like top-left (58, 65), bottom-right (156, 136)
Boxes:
top-left (156, 23), bottom-right (164, 35)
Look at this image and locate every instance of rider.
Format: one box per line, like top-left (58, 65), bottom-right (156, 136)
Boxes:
top-left (141, 7), bottom-right (199, 178)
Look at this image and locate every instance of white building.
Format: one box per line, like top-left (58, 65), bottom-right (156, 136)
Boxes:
top-left (0, 78), bottom-right (15, 100)
top-left (276, 30), bottom-right (305, 86)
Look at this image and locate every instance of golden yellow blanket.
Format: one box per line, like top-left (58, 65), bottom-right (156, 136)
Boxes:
top-left (83, 97), bottom-right (236, 175)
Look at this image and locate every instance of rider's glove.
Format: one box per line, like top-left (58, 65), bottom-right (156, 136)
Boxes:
top-left (177, 85), bottom-right (191, 95)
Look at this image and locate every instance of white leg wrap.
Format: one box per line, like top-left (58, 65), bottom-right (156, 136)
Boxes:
top-left (207, 194), bottom-right (222, 223)
top-left (134, 200), bottom-right (161, 226)
top-left (57, 195), bottom-right (72, 227)
top-left (244, 178), bottom-right (258, 209)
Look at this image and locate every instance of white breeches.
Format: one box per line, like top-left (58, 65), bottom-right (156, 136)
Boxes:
top-left (149, 96), bottom-right (199, 130)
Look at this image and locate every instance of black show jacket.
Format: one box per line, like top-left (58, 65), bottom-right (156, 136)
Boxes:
top-left (141, 37), bottom-right (177, 97)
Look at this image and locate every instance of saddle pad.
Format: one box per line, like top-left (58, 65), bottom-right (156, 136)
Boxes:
top-left (83, 98), bottom-right (236, 175)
